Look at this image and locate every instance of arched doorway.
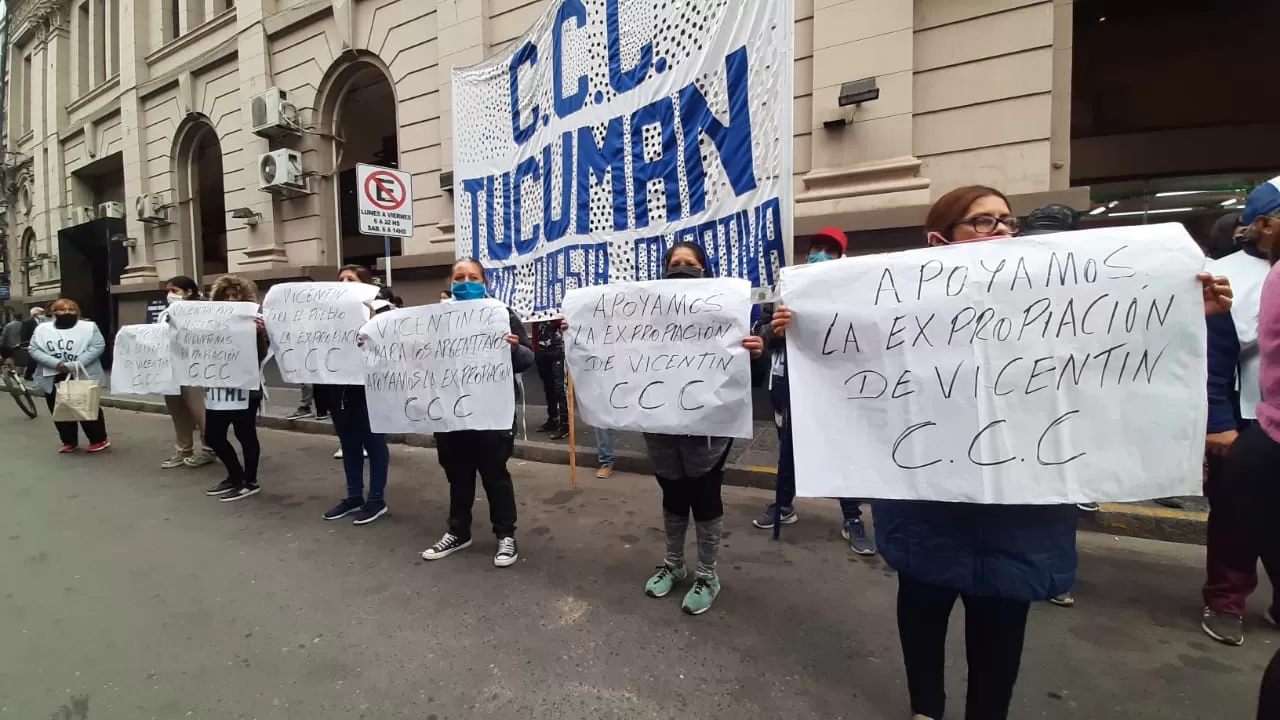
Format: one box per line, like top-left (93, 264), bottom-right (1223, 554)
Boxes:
top-left (173, 118), bottom-right (228, 280)
top-left (317, 56), bottom-right (399, 273)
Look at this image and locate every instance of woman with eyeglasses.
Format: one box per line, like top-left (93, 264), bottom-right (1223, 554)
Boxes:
top-left (770, 185), bottom-right (1233, 720)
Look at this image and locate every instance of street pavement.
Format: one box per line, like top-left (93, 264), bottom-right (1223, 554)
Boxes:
top-left (0, 409), bottom-right (1272, 719)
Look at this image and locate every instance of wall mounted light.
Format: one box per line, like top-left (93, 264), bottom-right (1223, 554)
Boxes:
top-left (229, 207), bottom-right (262, 226)
top-left (823, 77), bottom-right (880, 130)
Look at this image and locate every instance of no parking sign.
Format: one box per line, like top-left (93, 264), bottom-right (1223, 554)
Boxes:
top-left (356, 164), bottom-right (413, 238)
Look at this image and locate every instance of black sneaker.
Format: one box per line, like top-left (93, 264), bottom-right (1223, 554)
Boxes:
top-left (421, 532), bottom-right (472, 560)
top-left (315, 411), bottom-right (331, 422)
top-left (549, 427), bottom-right (569, 440)
top-left (221, 485), bottom-right (261, 502)
top-left (284, 407), bottom-right (313, 421)
top-left (206, 478), bottom-right (241, 497)
top-left (535, 419), bottom-right (557, 433)
top-left (352, 502), bottom-right (388, 526)
top-left (323, 498), bottom-right (363, 521)
top-left (494, 536), bottom-right (519, 567)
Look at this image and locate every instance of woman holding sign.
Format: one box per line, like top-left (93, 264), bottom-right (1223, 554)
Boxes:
top-left (320, 265), bottom-right (394, 526)
top-left (770, 185), bottom-right (1233, 720)
top-left (202, 276), bottom-right (270, 502)
top-left (420, 258), bottom-right (534, 568)
top-left (161, 276), bottom-right (216, 470)
top-left (28, 299), bottom-right (110, 453)
top-left (625, 242), bottom-right (764, 616)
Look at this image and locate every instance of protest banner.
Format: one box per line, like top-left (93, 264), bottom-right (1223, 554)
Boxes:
top-left (262, 282), bottom-right (379, 385)
top-left (452, 0), bottom-right (793, 320)
top-left (780, 223), bottom-right (1208, 504)
top-left (360, 299), bottom-right (516, 434)
top-left (562, 277), bottom-right (753, 438)
top-left (167, 301), bottom-right (261, 390)
top-left (110, 324), bottom-right (178, 395)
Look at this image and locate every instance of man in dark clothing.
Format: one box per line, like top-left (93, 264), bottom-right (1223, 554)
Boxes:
top-left (533, 320), bottom-right (569, 439)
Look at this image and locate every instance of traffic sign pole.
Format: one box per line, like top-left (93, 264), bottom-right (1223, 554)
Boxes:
top-left (384, 236), bottom-right (393, 288)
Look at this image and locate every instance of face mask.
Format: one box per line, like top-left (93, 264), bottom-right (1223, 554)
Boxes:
top-left (808, 251), bottom-right (832, 264)
top-left (665, 265), bottom-right (703, 280)
top-left (451, 281), bottom-right (486, 300)
top-left (53, 314), bottom-right (77, 329)
top-left (167, 293), bottom-right (185, 305)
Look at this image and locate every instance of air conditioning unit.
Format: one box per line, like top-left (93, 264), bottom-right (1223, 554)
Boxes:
top-left (72, 205), bottom-right (96, 224)
top-left (258, 149), bottom-right (306, 193)
top-left (98, 201), bottom-right (125, 219)
top-left (249, 87), bottom-right (300, 138)
top-left (135, 192), bottom-right (173, 225)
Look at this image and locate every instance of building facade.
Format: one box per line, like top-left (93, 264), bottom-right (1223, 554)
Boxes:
top-left (0, 0), bottom-right (1097, 320)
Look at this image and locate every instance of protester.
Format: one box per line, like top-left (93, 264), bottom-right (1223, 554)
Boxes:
top-left (752, 227), bottom-right (874, 555)
top-left (0, 312), bottom-right (24, 361)
top-left (318, 264), bottom-right (392, 525)
top-left (28, 298), bottom-right (109, 453)
top-left (420, 258), bottom-right (534, 568)
top-left (1203, 178), bottom-right (1280, 646)
top-left (533, 319), bottom-right (569, 439)
top-left (596, 427), bottom-right (616, 479)
top-left (1206, 211), bottom-right (1246, 261)
top-left (618, 241), bottom-right (764, 615)
top-left (286, 385), bottom-right (330, 422)
top-left (161, 277), bottom-right (216, 469)
top-left (770, 185), bottom-right (1232, 720)
top-left (202, 276), bottom-right (270, 502)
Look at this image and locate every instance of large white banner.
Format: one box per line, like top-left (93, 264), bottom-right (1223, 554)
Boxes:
top-left (563, 277), bottom-right (753, 438)
top-left (781, 224), bottom-right (1208, 504)
top-left (262, 282), bottom-right (379, 385)
top-left (360, 300), bottom-right (516, 434)
top-left (452, 0), bottom-right (793, 321)
top-left (110, 324), bottom-right (179, 395)
top-left (168, 301), bottom-right (261, 390)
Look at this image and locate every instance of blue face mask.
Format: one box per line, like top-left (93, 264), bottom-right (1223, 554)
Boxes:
top-left (451, 281), bottom-right (486, 301)
top-left (808, 250), bottom-right (832, 264)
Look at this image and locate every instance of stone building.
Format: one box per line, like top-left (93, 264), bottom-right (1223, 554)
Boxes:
top-left (2, 0), bottom-right (1277, 330)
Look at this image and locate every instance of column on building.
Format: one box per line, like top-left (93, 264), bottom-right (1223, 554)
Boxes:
top-left (435, 0), bottom-right (493, 252)
top-left (118, 0), bottom-right (158, 280)
top-left (232, 0), bottom-right (288, 269)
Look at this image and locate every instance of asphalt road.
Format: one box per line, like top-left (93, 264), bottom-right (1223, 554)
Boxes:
top-left (0, 409), bottom-right (1273, 719)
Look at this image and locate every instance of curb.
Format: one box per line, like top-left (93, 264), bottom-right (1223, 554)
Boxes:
top-left (101, 397), bottom-right (1208, 545)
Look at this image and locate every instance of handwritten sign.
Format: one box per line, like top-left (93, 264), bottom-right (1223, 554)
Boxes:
top-left (262, 282), bottom-right (379, 385)
top-left (780, 223), bottom-right (1208, 504)
top-left (167, 301), bottom-right (261, 390)
top-left (205, 387), bottom-right (251, 411)
top-left (563, 278), bottom-right (753, 438)
top-left (360, 299), bottom-right (515, 434)
top-left (111, 324), bottom-right (179, 395)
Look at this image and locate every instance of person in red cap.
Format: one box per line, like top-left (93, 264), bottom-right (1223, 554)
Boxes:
top-left (751, 227), bottom-right (875, 555)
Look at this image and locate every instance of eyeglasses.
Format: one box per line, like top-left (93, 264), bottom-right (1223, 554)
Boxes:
top-left (953, 214), bottom-right (1021, 235)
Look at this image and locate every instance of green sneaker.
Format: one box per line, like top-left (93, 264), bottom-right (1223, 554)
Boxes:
top-left (644, 564), bottom-right (688, 598)
top-left (681, 576), bottom-right (721, 615)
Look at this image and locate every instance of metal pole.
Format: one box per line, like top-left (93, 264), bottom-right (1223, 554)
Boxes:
top-left (384, 235), bottom-right (392, 287)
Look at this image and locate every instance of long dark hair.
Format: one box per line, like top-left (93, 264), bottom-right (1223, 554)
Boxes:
top-left (662, 241), bottom-right (712, 276)
top-left (452, 257), bottom-right (487, 280)
top-left (166, 275), bottom-right (201, 299)
top-left (338, 264), bottom-right (374, 284)
top-left (925, 185), bottom-right (1010, 244)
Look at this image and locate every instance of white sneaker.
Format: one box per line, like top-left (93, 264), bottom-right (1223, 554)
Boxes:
top-left (183, 450), bottom-right (216, 468)
top-left (161, 451), bottom-right (192, 469)
top-left (421, 533), bottom-right (472, 560)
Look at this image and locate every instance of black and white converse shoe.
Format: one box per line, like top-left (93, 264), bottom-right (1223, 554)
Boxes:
top-left (421, 533), bottom-right (472, 561)
top-left (206, 478), bottom-right (241, 497)
top-left (221, 484), bottom-right (261, 502)
top-left (494, 536), bottom-right (519, 568)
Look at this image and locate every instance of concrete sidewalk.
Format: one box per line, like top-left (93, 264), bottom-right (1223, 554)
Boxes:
top-left (98, 384), bottom-right (1210, 546)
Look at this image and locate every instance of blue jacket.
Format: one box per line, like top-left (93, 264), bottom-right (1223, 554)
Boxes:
top-left (873, 499), bottom-right (1077, 601)
top-left (1206, 246), bottom-right (1269, 432)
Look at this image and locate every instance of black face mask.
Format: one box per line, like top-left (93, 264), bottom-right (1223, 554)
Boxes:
top-left (664, 265), bottom-right (704, 280)
top-left (53, 314), bottom-right (78, 329)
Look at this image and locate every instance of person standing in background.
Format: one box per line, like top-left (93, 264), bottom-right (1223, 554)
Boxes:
top-left (533, 319), bottom-right (569, 440)
top-left (160, 277), bottom-right (216, 470)
top-left (595, 427), bottom-right (616, 479)
top-left (752, 226), bottom-right (875, 556)
top-left (1201, 178), bottom-right (1280, 646)
top-left (286, 385), bottom-right (330, 422)
top-left (28, 299), bottom-right (110, 453)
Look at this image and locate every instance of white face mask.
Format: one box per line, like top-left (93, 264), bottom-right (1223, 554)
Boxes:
top-left (167, 293), bottom-right (185, 305)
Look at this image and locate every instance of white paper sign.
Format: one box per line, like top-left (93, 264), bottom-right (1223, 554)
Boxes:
top-left (205, 387), bottom-right (251, 411)
top-left (262, 282), bottom-right (380, 385)
top-left (168, 301), bottom-right (261, 390)
top-left (563, 278), bottom-right (753, 438)
top-left (781, 223), bottom-right (1208, 504)
top-left (110, 324), bottom-right (178, 395)
top-left (360, 299), bottom-right (515, 434)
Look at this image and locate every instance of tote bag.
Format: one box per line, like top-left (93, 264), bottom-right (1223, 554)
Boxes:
top-left (52, 363), bottom-right (101, 422)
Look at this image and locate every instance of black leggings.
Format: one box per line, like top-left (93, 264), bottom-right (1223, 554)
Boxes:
top-left (1234, 424), bottom-right (1280, 611)
top-left (205, 397), bottom-right (262, 485)
top-left (46, 375), bottom-right (107, 447)
top-left (897, 576), bottom-right (1030, 720)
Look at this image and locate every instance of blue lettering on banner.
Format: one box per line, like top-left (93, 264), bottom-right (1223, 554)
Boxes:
top-left (634, 198), bottom-right (785, 286)
top-left (487, 243), bottom-right (611, 314)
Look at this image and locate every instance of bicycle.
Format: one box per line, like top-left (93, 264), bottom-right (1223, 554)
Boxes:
top-left (1, 356), bottom-right (39, 419)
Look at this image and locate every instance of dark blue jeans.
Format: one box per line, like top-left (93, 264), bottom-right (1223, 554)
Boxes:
top-left (771, 377), bottom-right (862, 521)
top-left (330, 388), bottom-right (389, 506)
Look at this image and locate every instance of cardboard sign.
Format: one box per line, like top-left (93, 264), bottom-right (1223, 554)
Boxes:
top-left (110, 324), bottom-right (178, 395)
top-left (168, 301), bottom-right (261, 390)
top-left (262, 282), bottom-right (380, 386)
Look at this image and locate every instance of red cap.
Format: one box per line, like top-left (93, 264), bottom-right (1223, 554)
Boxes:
top-left (813, 227), bottom-right (848, 254)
